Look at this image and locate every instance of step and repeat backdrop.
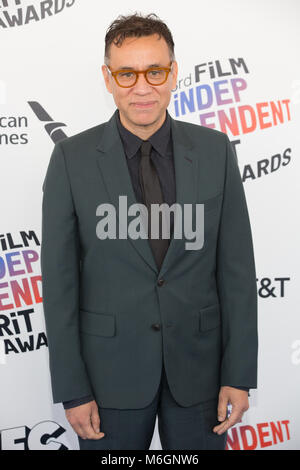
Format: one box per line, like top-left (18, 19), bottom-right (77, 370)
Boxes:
top-left (1, 0), bottom-right (299, 450)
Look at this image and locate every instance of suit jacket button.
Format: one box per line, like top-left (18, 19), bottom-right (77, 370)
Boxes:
top-left (151, 323), bottom-right (161, 331)
top-left (157, 278), bottom-right (165, 287)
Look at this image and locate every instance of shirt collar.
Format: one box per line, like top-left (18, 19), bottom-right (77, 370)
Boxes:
top-left (116, 109), bottom-right (171, 159)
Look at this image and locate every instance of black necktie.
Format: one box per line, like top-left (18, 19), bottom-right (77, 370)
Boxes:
top-left (139, 141), bottom-right (169, 270)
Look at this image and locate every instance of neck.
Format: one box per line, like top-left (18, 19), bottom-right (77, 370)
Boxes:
top-left (118, 110), bottom-right (166, 140)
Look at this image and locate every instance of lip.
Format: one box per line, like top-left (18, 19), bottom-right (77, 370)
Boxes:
top-left (131, 101), bottom-right (157, 108)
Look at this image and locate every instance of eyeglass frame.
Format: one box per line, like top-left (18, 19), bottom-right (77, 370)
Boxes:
top-left (106, 61), bottom-right (173, 88)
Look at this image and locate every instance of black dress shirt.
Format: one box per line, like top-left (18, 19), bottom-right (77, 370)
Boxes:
top-left (62, 109), bottom-right (249, 409)
top-left (116, 108), bottom-right (176, 237)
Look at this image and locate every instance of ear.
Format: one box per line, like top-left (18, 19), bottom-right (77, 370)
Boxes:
top-left (101, 64), bottom-right (113, 94)
top-left (170, 61), bottom-right (178, 90)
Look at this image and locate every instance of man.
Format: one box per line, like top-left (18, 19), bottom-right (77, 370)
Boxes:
top-left (41, 13), bottom-right (258, 450)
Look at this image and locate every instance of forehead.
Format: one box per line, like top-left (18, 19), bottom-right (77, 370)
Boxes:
top-left (108, 34), bottom-right (170, 69)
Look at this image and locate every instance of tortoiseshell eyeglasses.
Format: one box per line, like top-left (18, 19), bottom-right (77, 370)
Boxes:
top-left (106, 62), bottom-right (173, 88)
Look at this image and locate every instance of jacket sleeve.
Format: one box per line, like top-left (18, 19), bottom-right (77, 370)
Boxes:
top-left (41, 141), bottom-right (93, 404)
top-left (216, 134), bottom-right (258, 389)
top-left (63, 394), bottom-right (95, 410)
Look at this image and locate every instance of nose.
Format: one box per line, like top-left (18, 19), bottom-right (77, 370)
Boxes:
top-left (133, 72), bottom-right (153, 93)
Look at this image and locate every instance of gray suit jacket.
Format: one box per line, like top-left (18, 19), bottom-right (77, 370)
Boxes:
top-left (41, 110), bottom-right (258, 409)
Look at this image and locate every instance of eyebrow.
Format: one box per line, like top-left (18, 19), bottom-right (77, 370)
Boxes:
top-left (117, 63), bottom-right (162, 70)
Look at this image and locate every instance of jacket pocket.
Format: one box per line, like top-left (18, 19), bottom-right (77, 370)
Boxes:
top-left (79, 309), bottom-right (116, 337)
top-left (199, 303), bottom-right (221, 331)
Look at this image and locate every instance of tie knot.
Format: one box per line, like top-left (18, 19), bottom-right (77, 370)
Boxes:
top-left (140, 140), bottom-right (152, 158)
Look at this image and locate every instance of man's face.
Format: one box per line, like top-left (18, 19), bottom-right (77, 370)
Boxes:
top-left (102, 34), bottom-right (178, 131)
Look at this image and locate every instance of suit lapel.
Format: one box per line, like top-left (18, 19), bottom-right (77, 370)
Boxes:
top-left (95, 111), bottom-right (158, 273)
top-left (95, 110), bottom-right (197, 277)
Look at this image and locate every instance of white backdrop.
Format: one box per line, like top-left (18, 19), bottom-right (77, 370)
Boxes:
top-left (1, 0), bottom-right (299, 450)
